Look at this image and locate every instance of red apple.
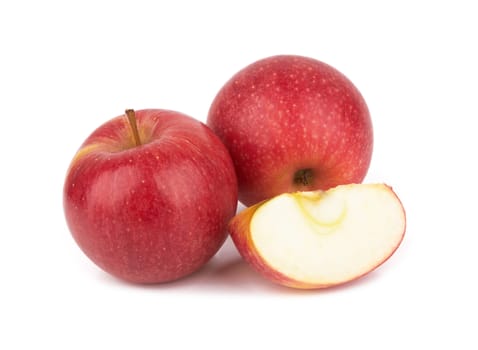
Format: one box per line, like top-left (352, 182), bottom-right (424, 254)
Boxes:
top-left (207, 55), bottom-right (373, 206)
top-left (63, 109), bottom-right (238, 284)
top-left (229, 183), bottom-right (406, 289)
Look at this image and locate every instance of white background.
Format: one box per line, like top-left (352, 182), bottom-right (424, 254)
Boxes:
top-left (1, 1), bottom-right (477, 348)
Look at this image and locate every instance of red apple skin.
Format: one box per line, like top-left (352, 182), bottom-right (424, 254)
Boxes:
top-left (208, 55), bottom-right (373, 206)
top-left (228, 186), bottom-right (406, 289)
top-left (63, 109), bottom-right (238, 284)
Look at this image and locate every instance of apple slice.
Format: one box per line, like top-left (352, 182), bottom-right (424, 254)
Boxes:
top-left (229, 183), bottom-right (406, 289)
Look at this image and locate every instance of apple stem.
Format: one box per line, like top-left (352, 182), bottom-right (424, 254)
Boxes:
top-left (125, 109), bottom-right (141, 146)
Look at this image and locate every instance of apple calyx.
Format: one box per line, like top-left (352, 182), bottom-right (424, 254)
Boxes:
top-left (125, 109), bottom-right (142, 146)
top-left (293, 168), bottom-right (314, 187)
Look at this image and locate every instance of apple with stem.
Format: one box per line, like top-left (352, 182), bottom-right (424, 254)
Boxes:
top-left (63, 109), bottom-right (238, 284)
top-left (229, 183), bottom-right (406, 289)
top-left (208, 55), bottom-right (373, 206)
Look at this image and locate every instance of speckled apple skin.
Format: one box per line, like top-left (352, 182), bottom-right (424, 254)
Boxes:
top-left (208, 55), bottom-right (373, 206)
top-left (64, 110), bottom-right (238, 284)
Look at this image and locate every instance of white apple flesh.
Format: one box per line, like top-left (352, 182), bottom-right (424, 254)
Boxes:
top-left (229, 183), bottom-right (406, 289)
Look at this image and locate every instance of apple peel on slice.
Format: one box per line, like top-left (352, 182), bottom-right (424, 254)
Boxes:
top-left (229, 183), bottom-right (406, 289)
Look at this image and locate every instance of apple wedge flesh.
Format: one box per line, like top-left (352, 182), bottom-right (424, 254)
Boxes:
top-left (229, 184), bottom-right (406, 289)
